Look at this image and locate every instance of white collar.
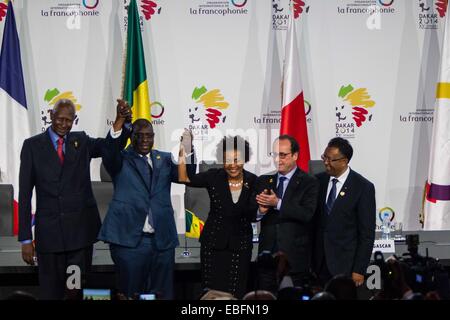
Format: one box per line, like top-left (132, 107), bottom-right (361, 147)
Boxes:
top-left (329, 166), bottom-right (350, 184)
top-left (278, 166), bottom-right (297, 181)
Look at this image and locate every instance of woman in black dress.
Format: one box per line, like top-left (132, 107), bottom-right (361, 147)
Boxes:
top-left (178, 135), bottom-right (257, 298)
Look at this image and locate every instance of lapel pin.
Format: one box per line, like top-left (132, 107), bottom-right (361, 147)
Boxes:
top-left (340, 191), bottom-right (345, 197)
top-left (74, 140), bottom-right (79, 149)
top-left (269, 178), bottom-right (273, 183)
top-left (156, 155), bottom-right (161, 160)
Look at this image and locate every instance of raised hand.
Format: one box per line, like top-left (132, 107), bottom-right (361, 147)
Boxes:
top-left (180, 128), bottom-right (193, 155)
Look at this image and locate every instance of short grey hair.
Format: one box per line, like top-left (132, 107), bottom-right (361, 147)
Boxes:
top-left (52, 99), bottom-right (76, 114)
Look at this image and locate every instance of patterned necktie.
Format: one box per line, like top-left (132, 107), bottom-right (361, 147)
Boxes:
top-left (57, 137), bottom-right (64, 164)
top-left (326, 178), bottom-right (339, 215)
top-left (276, 176), bottom-right (287, 199)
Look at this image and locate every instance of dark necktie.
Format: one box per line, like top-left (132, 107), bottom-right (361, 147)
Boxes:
top-left (142, 155), bottom-right (153, 190)
top-left (326, 178), bottom-right (339, 215)
top-left (144, 155), bottom-right (154, 226)
top-left (272, 176), bottom-right (287, 252)
top-left (276, 176), bottom-right (287, 199)
top-left (57, 137), bottom-right (64, 164)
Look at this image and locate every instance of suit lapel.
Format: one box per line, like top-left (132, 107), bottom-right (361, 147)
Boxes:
top-left (216, 169), bottom-right (233, 204)
top-left (234, 170), bottom-right (252, 205)
top-left (126, 148), bottom-right (152, 194)
top-left (60, 133), bottom-right (76, 184)
top-left (64, 134), bottom-right (78, 164)
top-left (150, 150), bottom-right (161, 195)
top-left (319, 173), bottom-right (330, 215)
top-left (281, 168), bottom-right (301, 206)
top-left (268, 173), bottom-right (277, 193)
top-left (42, 129), bottom-right (62, 168)
top-left (329, 170), bottom-right (354, 216)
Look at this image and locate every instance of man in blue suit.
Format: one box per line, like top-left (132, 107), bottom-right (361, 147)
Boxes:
top-left (313, 137), bottom-right (376, 288)
top-left (98, 119), bottom-right (195, 299)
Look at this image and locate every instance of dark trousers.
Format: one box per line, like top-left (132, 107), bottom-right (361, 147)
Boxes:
top-left (110, 234), bottom-right (175, 299)
top-left (317, 259), bottom-right (333, 288)
top-left (36, 246), bottom-right (93, 300)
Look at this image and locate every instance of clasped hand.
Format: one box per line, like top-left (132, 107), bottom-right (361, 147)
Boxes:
top-left (179, 128), bottom-right (193, 155)
top-left (256, 189), bottom-right (279, 213)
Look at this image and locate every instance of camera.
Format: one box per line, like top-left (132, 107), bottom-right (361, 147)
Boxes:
top-left (372, 234), bottom-right (450, 299)
top-left (405, 234), bottom-right (419, 255)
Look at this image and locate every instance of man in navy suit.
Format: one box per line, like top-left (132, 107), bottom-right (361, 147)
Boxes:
top-left (313, 137), bottom-right (376, 287)
top-left (98, 119), bottom-right (195, 299)
top-left (255, 135), bottom-right (319, 290)
top-left (18, 98), bottom-right (130, 299)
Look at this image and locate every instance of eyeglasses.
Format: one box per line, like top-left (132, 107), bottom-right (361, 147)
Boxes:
top-left (321, 154), bottom-right (346, 163)
top-left (269, 152), bottom-right (292, 159)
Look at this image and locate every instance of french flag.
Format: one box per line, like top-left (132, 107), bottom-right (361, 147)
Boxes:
top-left (280, 10), bottom-right (310, 172)
top-left (0, 1), bottom-right (31, 235)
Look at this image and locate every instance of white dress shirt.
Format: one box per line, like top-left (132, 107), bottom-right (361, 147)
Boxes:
top-left (326, 166), bottom-right (351, 203)
top-left (112, 128), bottom-right (155, 233)
top-left (256, 167), bottom-right (297, 221)
top-left (140, 154), bottom-right (155, 233)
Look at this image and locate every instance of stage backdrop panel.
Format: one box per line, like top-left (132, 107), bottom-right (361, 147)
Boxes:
top-left (1, 0), bottom-right (445, 232)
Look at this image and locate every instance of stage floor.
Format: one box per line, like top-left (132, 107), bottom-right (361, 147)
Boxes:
top-left (1, 231), bottom-right (450, 299)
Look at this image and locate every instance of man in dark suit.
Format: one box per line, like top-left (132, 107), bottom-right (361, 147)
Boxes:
top-left (313, 137), bottom-right (375, 287)
top-left (18, 98), bottom-right (130, 299)
top-left (98, 120), bottom-right (195, 299)
top-left (255, 135), bottom-right (319, 290)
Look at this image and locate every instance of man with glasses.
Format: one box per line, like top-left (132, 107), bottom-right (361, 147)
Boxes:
top-left (313, 137), bottom-right (375, 288)
top-left (254, 135), bottom-right (319, 291)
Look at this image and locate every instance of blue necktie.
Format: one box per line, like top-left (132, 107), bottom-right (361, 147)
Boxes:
top-left (326, 178), bottom-right (339, 215)
top-left (276, 176), bottom-right (287, 199)
top-left (272, 176), bottom-right (287, 252)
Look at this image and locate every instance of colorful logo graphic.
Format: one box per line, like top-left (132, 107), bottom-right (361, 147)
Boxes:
top-left (419, 0), bottom-right (447, 17)
top-left (189, 86), bottom-right (229, 129)
top-left (140, 0), bottom-right (161, 20)
top-left (378, 0), bottom-right (394, 6)
top-left (304, 99), bottom-right (312, 116)
top-left (293, 0), bottom-right (308, 19)
top-left (230, 0), bottom-right (247, 7)
top-left (150, 101), bottom-right (164, 118)
top-left (273, 0), bottom-right (309, 30)
top-left (378, 207), bottom-right (395, 223)
top-left (436, 0), bottom-right (448, 17)
top-left (82, 0), bottom-right (100, 9)
top-left (337, 84), bottom-right (375, 128)
top-left (41, 88), bottom-right (82, 130)
top-left (0, 0), bottom-right (8, 22)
